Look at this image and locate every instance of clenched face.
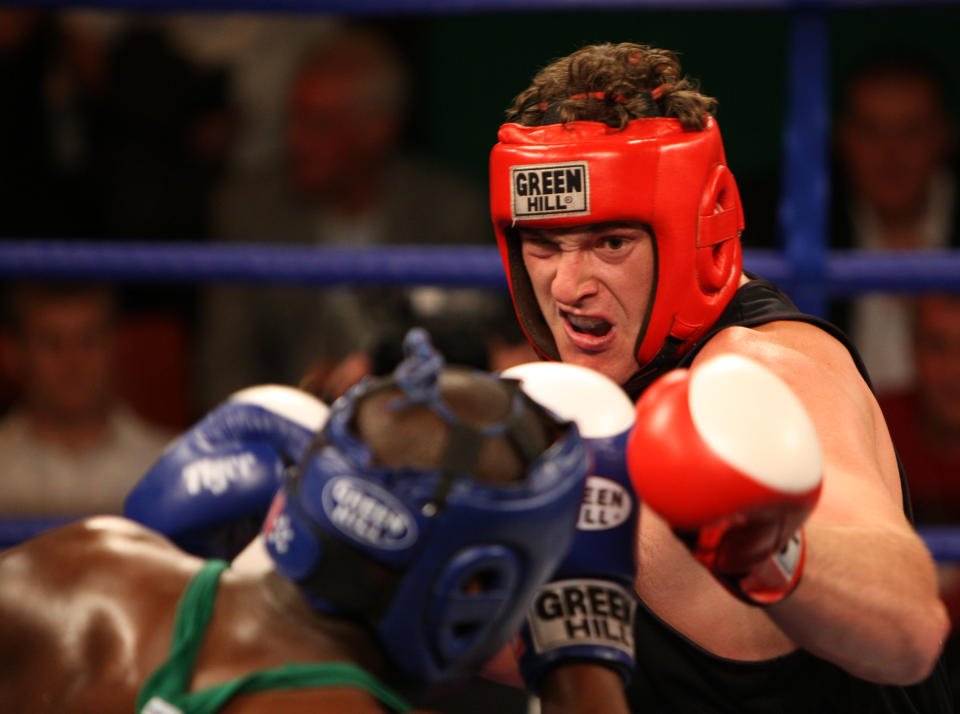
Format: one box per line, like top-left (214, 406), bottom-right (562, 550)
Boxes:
top-left (520, 222), bottom-right (655, 386)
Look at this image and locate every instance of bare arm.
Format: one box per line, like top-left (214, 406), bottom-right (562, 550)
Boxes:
top-left (481, 646), bottom-right (632, 713)
top-left (539, 664), bottom-right (630, 714)
top-left (695, 322), bottom-right (948, 684)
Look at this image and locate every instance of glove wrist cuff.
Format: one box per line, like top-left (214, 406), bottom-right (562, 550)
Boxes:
top-left (722, 528), bottom-right (806, 607)
top-left (519, 578), bottom-right (636, 691)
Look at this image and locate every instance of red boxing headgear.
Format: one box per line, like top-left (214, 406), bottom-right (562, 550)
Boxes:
top-left (489, 116), bottom-right (744, 376)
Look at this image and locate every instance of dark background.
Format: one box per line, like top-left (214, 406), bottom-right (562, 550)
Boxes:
top-left (373, 5), bottom-right (960, 247)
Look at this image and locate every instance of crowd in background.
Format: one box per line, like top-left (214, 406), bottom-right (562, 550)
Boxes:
top-left (0, 8), bottom-right (535, 511)
top-left (0, 5), bottom-right (958, 705)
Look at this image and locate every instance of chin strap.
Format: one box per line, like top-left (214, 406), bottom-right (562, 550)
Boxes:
top-left (621, 335), bottom-right (686, 400)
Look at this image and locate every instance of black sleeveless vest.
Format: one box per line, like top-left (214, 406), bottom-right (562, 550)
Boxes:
top-left (624, 275), bottom-right (953, 713)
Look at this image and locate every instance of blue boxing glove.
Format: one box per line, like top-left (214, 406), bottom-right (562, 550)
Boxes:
top-left (501, 362), bottom-right (638, 692)
top-left (125, 384), bottom-right (328, 560)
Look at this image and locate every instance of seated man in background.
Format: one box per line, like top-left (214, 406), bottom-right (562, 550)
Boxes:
top-left (0, 330), bottom-right (590, 713)
top-left (318, 290), bottom-right (538, 400)
top-left (880, 293), bottom-right (960, 525)
top-left (197, 22), bottom-right (491, 409)
top-left (832, 49), bottom-right (959, 392)
top-left (0, 282), bottom-right (171, 518)
top-left (878, 293), bottom-right (960, 710)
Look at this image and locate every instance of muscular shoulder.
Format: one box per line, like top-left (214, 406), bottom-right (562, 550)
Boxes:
top-left (695, 321), bottom-right (904, 517)
top-left (694, 320), bottom-right (881, 448)
top-left (0, 517), bottom-right (199, 614)
top-left (0, 519), bottom-right (199, 711)
top-left (2, 517), bottom-right (178, 564)
top-left (694, 320), bottom-right (869, 401)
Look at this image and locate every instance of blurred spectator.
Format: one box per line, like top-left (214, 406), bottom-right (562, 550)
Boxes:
top-left (880, 294), bottom-right (960, 525)
top-left (0, 283), bottom-right (172, 516)
top-left (833, 49), bottom-right (959, 391)
top-left (90, 22), bottom-right (235, 325)
top-left (0, 9), bottom-right (106, 238)
top-left (163, 13), bottom-right (335, 173)
top-left (94, 24), bottom-right (234, 244)
top-left (0, 13), bottom-right (230, 430)
top-left (0, 9), bottom-right (235, 250)
top-left (360, 289), bottom-right (538, 381)
top-left (484, 294), bottom-right (539, 373)
top-left (879, 293), bottom-right (960, 710)
top-left (197, 22), bottom-right (491, 409)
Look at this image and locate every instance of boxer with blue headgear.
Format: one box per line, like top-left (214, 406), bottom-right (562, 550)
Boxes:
top-left (0, 329), bottom-right (589, 714)
top-left (263, 327), bottom-right (588, 686)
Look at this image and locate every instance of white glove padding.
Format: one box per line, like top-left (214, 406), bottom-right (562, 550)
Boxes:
top-left (503, 362), bottom-right (639, 689)
top-left (628, 354), bottom-right (823, 605)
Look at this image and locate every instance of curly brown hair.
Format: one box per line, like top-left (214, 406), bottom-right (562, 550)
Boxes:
top-left (506, 42), bottom-right (717, 131)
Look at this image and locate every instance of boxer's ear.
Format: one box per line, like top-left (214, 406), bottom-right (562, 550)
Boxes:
top-left (696, 165), bottom-right (743, 296)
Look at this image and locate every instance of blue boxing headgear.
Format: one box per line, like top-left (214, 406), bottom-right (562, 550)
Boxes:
top-left (262, 329), bottom-right (587, 685)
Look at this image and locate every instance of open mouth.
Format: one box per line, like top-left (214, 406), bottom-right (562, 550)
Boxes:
top-left (564, 312), bottom-right (612, 338)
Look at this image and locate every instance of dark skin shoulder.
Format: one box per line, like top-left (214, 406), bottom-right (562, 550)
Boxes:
top-left (0, 517), bottom-right (430, 714)
top-left (0, 517), bottom-right (197, 713)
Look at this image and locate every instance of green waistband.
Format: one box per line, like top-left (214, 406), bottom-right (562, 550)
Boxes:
top-left (136, 560), bottom-right (413, 714)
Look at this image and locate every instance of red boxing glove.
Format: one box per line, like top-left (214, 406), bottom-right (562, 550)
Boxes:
top-left (628, 354), bottom-right (823, 605)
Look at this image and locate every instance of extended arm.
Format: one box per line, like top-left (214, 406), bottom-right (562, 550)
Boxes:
top-left (696, 322), bottom-right (948, 683)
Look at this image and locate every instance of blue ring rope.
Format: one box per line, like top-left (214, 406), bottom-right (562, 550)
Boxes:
top-left (780, 10), bottom-right (829, 315)
top-left (0, 241), bottom-right (508, 288)
top-left (1, 241), bottom-right (959, 293)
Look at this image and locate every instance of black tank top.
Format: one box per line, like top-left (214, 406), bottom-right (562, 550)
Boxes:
top-left (624, 275), bottom-right (953, 713)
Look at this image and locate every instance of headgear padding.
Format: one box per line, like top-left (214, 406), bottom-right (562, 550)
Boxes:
top-left (489, 115), bottom-right (744, 374)
top-left (262, 329), bottom-right (587, 685)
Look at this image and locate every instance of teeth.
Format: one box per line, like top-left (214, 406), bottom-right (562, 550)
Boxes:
top-left (568, 315), bottom-right (605, 330)
top-left (566, 314), bottom-right (611, 336)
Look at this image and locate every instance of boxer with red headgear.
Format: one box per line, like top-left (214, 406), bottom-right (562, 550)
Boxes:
top-left (490, 42), bottom-right (950, 713)
top-left (491, 110), bottom-right (743, 386)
